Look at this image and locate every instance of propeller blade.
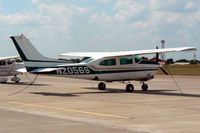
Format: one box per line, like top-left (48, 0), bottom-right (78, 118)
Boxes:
top-left (156, 53), bottom-right (159, 62)
top-left (159, 67), bottom-right (169, 75)
top-left (156, 46), bottom-right (159, 62)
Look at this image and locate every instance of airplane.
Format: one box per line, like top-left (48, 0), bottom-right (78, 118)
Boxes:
top-left (10, 34), bottom-right (197, 92)
top-left (0, 56), bottom-right (25, 83)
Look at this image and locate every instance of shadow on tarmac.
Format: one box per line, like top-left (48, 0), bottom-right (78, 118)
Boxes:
top-left (1, 82), bottom-right (50, 86)
top-left (30, 88), bottom-right (125, 97)
top-left (30, 88), bottom-right (200, 98)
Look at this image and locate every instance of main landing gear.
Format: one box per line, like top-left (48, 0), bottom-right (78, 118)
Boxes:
top-left (126, 84), bottom-right (134, 92)
top-left (97, 82), bottom-right (149, 92)
top-left (98, 82), bottom-right (106, 90)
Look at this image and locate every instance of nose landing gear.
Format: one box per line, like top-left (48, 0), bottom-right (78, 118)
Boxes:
top-left (142, 83), bottom-right (148, 91)
top-left (141, 82), bottom-right (148, 91)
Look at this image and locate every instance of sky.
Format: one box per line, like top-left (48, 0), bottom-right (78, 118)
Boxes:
top-left (0, 0), bottom-right (199, 60)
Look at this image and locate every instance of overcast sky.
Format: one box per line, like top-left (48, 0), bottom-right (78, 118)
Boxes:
top-left (0, 0), bottom-right (199, 60)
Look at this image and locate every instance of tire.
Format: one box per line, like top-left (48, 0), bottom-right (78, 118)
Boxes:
top-left (98, 82), bottom-right (106, 90)
top-left (142, 84), bottom-right (148, 91)
top-left (126, 84), bottom-right (134, 92)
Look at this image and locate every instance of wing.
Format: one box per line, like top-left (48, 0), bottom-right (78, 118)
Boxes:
top-left (16, 68), bottom-right (27, 73)
top-left (59, 47), bottom-right (197, 58)
top-left (0, 56), bottom-right (20, 61)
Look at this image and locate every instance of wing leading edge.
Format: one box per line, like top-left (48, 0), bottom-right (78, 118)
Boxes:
top-left (59, 47), bottom-right (197, 58)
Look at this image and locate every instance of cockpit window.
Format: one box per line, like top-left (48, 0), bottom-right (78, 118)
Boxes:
top-left (16, 59), bottom-right (23, 63)
top-left (134, 56), bottom-right (142, 63)
top-left (0, 61), bottom-right (6, 66)
top-left (120, 57), bottom-right (133, 65)
top-left (134, 56), bottom-right (159, 65)
top-left (99, 59), bottom-right (116, 66)
top-left (7, 60), bottom-right (13, 65)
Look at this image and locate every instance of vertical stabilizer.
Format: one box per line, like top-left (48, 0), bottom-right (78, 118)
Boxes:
top-left (10, 34), bottom-right (69, 70)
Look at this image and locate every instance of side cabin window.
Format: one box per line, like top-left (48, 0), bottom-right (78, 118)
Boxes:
top-left (120, 57), bottom-right (133, 65)
top-left (16, 59), bottom-right (23, 63)
top-left (7, 60), bottom-right (13, 65)
top-left (99, 59), bottom-right (116, 66)
top-left (0, 61), bottom-right (6, 66)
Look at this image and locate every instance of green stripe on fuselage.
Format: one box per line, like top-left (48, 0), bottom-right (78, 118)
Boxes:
top-left (28, 66), bottom-right (158, 75)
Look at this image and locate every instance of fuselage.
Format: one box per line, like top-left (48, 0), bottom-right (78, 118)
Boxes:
top-left (31, 56), bottom-right (160, 82)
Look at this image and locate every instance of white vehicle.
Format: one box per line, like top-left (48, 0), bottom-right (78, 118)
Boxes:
top-left (0, 56), bottom-right (25, 83)
top-left (10, 34), bottom-right (196, 92)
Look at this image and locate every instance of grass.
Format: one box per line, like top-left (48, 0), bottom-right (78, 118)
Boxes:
top-left (157, 65), bottom-right (200, 76)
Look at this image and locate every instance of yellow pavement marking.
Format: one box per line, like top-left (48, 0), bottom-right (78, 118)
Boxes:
top-left (9, 101), bottom-right (130, 119)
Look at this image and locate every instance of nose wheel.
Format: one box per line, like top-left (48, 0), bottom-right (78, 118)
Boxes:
top-left (141, 83), bottom-right (148, 91)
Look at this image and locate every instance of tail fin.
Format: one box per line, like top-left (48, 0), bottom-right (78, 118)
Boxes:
top-left (10, 34), bottom-right (69, 71)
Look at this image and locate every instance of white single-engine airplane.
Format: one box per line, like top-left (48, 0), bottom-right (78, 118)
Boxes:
top-left (0, 56), bottom-right (25, 83)
top-left (10, 34), bottom-right (197, 92)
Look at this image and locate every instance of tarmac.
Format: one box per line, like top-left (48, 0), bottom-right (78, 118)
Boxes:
top-left (0, 74), bottom-right (200, 133)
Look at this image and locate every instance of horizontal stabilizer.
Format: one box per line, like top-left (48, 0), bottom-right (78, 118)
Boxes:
top-left (0, 56), bottom-right (20, 61)
top-left (30, 68), bottom-right (57, 73)
top-left (59, 47), bottom-right (197, 58)
top-left (16, 68), bottom-right (27, 73)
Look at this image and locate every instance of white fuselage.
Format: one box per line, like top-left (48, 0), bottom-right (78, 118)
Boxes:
top-left (45, 56), bottom-right (160, 82)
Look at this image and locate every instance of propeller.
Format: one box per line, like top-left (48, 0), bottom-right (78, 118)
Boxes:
top-left (156, 46), bottom-right (159, 62)
top-left (155, 46), bottom-right (169, 75)
top-left (159, 66), bottom-right (169, 75)
top-left (156, 42), bottom-right (184, 94)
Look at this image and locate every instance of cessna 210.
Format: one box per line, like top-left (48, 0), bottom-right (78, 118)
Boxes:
top-left (0, 56), bottom-right (25, 83)
top-left (10, 34), bottom-right (196, 92)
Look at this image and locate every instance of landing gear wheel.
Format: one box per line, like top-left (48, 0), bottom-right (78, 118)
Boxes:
top-left (11, 76), bottom-right (21, 83)
top-left (142, 83), bottom-right (148, 91)
top-left (98, 82), bottom-right (106, 90)
top-left (126, 84), bottom-right (134, 92)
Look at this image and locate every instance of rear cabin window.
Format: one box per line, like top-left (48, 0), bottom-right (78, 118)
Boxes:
top-left (99, 59), bottom-right (116, 66)
top-left (7, 60), bottom-right (13, 65)
top-left (120, 57), bottom-right (133, 65)
top-left (0, 61), bottom-right (6, 66)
